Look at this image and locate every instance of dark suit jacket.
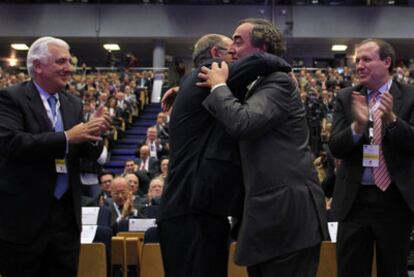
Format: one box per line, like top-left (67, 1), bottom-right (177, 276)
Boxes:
top-left (0, 81), bottom-right (102, 243)
top-left (203, 69), bottom-right (328, 266)
top-left (135, 157), bottom-right (160, 178)
top-left (158, 53), bottom-right (292, 222)
top-left (328, 81), bottom-right (414, 220)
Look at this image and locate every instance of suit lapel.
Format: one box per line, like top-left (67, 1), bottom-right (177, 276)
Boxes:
top-left (244, 77), bottom-right (263, 101)
top-left (58, 92), bottom-right (76, 130)
top-left (26, 81), bottom-right (54, 131)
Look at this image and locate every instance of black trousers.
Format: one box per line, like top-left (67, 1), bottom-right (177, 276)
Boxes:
top-left (247, 244), bottom-right (321, 277)
top-left (0, 192), bottom-right (80, 277)
top-left (158, 213), bottom-right (230, 277)
top-left (337, 185), bottom-right (413, 277)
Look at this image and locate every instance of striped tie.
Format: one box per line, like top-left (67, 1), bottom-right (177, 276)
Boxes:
top-left (369, 91), bottom-right (391, 191)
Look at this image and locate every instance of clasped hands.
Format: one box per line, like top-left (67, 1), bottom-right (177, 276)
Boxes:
top-left (67, 105), bottom-right (112, 144)
top-left (352, 91), bottom-right (396, 134)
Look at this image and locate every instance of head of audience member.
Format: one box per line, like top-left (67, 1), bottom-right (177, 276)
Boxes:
top-left (192, 34), bottom-right (234, 67)
top-left (139, 145), bottom-right (150, 160)
top-left (355, 38), bottom-right (395, 90)
top-left (147, 177), bottom-right (164, 203)
top-left (125, 173), bottom-right (139, 195)
top-left (300, 91), bottom-right (307, 103)
top-left (99, 171), bottom-right (114, 194)
top-left (146, 127), bottom-right (158, 142)
top-left (27, 36), bottom-right (73, 93)
top-left (110, 176), bottom-right (130, 207)
top-left (124, 159), bottom-right (137, 174)
top-left (228, 18), bottom-right (285, 61)
top-left (160, 158), bottom-right (169, 178)
top-left (156, 112), bottom-right (168, 125)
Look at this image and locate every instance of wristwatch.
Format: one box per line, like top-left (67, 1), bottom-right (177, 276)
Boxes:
top-left (387, 116), bottom-right (398, 130)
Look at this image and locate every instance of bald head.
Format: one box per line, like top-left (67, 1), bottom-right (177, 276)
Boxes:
top-left (192, 34), bottom-right (233, 67)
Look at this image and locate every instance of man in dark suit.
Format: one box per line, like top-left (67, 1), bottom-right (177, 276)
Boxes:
top-left (329, 38), bottom-right (414, 276)
top-left (157, 33), bottom-right (294, 277)
top-left (199, 19), bottom-right (328, 276)
top-left (0, 36), bottom-right (111, 276)
top-left (135, 145), bottom-right (160, 178)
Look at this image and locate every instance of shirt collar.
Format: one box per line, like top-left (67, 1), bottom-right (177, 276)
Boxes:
top-left (33, 81), bottom-right (60, 102)
top-left (368, 79), bottom-right (392, 96)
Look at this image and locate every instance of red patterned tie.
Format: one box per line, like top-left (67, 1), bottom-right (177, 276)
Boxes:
top-left (369, 91), bottom-right (391, 191)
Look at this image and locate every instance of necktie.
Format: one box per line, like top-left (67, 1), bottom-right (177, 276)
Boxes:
top-left (47, 95), bottom-right (69, 199)
top-left (369, 91), bottom-right (391, 191)
top-left (140, 159), bottom-right (146, 171)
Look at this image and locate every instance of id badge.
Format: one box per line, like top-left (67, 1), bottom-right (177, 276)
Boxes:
top-left (55, 159), bottom-right (68, 173)
top-left (362, 144), bottom-right (379, 167)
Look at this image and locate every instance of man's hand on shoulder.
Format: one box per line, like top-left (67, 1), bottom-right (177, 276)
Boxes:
top-left (196, 61), bottom-right (229, 89)
top-left (161, 86), bottom-right (179, 112)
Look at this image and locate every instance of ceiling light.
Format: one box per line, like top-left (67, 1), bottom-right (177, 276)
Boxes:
top-left (103, 44), bottom-right (120, 51)
top-left (331, 44), bottom-right (347, 51)
top-left (11, 43), bottom-right (29, 50)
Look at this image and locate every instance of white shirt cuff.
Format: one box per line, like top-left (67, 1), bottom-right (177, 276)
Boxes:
top-left (211, 83), bottom-right (227, 93)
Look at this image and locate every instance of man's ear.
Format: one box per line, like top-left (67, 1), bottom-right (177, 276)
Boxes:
top-left (210, 46), bottom-right (220, 59)
top-left (383, 56), bottom-right (392, 70)
top-left (33, 59), bottom-right (42, 74)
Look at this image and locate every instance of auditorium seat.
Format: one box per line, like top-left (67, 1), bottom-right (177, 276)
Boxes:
top-left (228, 241), bottom-right (248, 277)
top-left (316, 241), bottom-right (337, 277)
top-left (125, 237), bottom-right (141, 277)
top-left (316, 241), bottom-right (377, 277)
top-left (112, 236), bottom-right (127, 277)
top-left (140, 243), bottom-right (164, 277)
top-left (78, 243), bottom-right (107, 277)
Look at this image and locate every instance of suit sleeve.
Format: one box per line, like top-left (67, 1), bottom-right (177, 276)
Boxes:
top-left (202, 72), bottom-right (293, 140)
top-left (384, 94), bottom-right (414, 154)
top-left (328, 91), bottom-right (365, 159)
top-left (0, 90), bottom-right (66, 161)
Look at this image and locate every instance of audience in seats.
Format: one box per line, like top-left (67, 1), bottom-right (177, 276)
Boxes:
top-left (154, 112), bottom-right (170, 143)
top-left (123, 159), bottom-right (150, 195)
top-left (135, 145), bottom-right (160, 179)
top-left (124, 173), bottom-right (146, 208)
top-left (107, 176), bottom-right (139, 227)
top-left (138, 126), bottom-right (168, 160)
top-left (159, 157), bottom-right (169, 181)
top-left (140, 177), bottom-right (164, 218)
top-left (94, 171), bottom-right (114, 207)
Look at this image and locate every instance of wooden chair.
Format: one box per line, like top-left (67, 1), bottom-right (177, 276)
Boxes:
top-left (78, 243), bottom-right (107, 277)
top-left (316, 241), bottom-right (377, 277)
top-left (112, 236), bottom-right (127, 277)
top-left (140, 243), bottom-right (164, 277)
top-left (228, 242), bottom-right (248, 277)
top-left (125, 237), bottom-right (141, 277)
top-left (117, 231), bottom-right (145, 261)
top-left (317, 241), bottom-right (337, 277)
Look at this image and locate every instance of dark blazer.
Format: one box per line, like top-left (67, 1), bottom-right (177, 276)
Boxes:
top-left (135, 157), bottom-right (160, 178)
top-left (0, 81), bottom-right (102, 243)
top-left (328, 81), bottom-right (414, 220)
top-left (158, 53), bottom-right (292, 221)
top-left (203, 69), bottom-right (328, 266)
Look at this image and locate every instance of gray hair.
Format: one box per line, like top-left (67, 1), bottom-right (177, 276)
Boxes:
top-left (192, 34), bottom-right (228, 67)
top-left (27, 36), bottom-right (70, 77)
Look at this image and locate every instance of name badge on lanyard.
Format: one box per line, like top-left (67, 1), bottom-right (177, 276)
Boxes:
top-left (362, 145), bottom-right (379, 167)
top-left (55, 159), bottom-right (68, 173)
